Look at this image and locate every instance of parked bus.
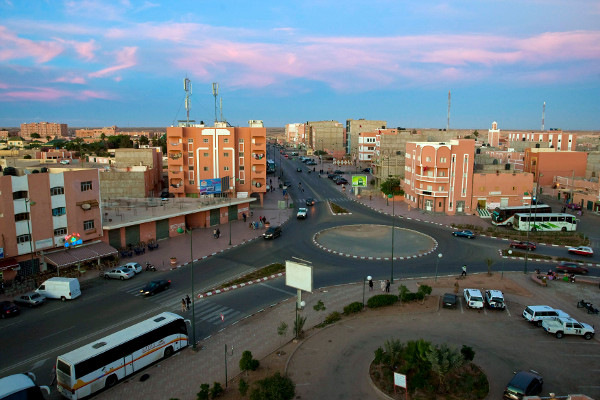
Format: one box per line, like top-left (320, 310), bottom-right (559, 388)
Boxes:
top-left (267, 159), bottom-right (276, 174)
top-left (491, 204), bottom-right (552, 227)
top-left (56, 312), bottom-right (189, 399)
top-left (512, 213), bottom-right (577, 232)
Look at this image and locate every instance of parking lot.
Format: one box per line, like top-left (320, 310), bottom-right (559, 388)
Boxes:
top-left (287, 272), bottom-right (600, 399)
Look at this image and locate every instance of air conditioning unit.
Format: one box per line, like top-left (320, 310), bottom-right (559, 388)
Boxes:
top-left (56, 237), bottom-right (65, 245)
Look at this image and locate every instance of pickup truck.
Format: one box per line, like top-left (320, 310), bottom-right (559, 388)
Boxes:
top-left (297, 207), bottom-right (307, 219)
top-left (541, 316), bottom-right (594, 340)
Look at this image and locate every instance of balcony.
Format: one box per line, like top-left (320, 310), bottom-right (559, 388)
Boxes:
top-left (250, 178), bottom-right (266, 193)
top-left (251, 153), bottom-right (266, 163)
top-left (169, 141), bottom-right (182, 147)
top-left (169, 178), bottom-right (184, 193)
top-left (415, 188), bottom-right (449, 197)
top-left (414, 174), bottom-right (450, 184)
top-left (168, 151), bottom-right (183, 165)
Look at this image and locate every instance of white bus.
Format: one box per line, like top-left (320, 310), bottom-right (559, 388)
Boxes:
top-left (56, 312), bottom-right (189, 399)
top-left (512, 213), bottom-right (578, 232)
top-left (491, 204), bottom-right (552, 227)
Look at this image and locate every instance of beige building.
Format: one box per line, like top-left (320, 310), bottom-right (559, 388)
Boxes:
top-left (75, 126), bottom-right (118, 139)
top-left (285, 123), bottom-right (307, 147)
top-left (20, 122), bottom-right (68, 139)
top-left (346, 119), bottom-right (386, 159)
top-left (307, 121), bottom-right (346, 158)
top-left (99, 148), bottom-right (163, 199)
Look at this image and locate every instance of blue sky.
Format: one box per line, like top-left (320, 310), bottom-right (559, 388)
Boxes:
top-left (0, 0), bottom-right (599, 130)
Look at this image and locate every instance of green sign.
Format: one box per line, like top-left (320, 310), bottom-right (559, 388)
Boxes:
top-left (352, 175), bottom-right (367, 187)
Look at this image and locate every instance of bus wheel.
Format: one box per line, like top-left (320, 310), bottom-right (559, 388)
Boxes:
top-left (507, 223), bottom-right (512, 227)
top-left (561, 227), bottom-right (567, 232)
top-left (164, 346), bottom-right (174, 358)
top-left (105, 374), bottom-right (118, 388)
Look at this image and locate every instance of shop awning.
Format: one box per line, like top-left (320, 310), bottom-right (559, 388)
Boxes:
top-left (44, 242), bottom-right (118, 268)
top-left (0, 257), bottom-right (19, 271)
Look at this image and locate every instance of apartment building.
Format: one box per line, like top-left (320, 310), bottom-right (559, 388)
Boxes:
top-left (524, 148), bottom-right (588, 186)
top-left (0, 130), bottom-right (9, 140)
top-left (507, 131), bottom-right (576, 151)
top-left (75, 126), bottom-right (118, 139)
top-left (471, 171), bottom-right (534, 210)
top-left (346, 119), bottom-right (386, 158)
top-left (20, 122), bottom-right (68, 139)
top-left (285, 123), bottom-right (307, 147)
top-left (99, 148), bottom-right (163, 199)
top-left (307, 121), bottom-right (346, 158)
top-left (357, 128), bottom-right (398, 163)
top-left (166, 121), bottom-right (267, 204)
top-left (0, 168), bottom-right (103, 281)
top-left (404, 139), bottom-right (475, 215)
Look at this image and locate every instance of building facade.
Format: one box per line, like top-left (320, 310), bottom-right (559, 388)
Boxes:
top-left (75, 126), bottom-right (118, 139)
top-left (166, 121), bottom-right (267, 204)
top-left (346, 119), bottom-right (386, 158)
top-left (403, 139), bottom-right (475, 215)
top-left (507, 131), bottom-right (576, 151)
top-left (285, 123), bottom-right (307, 147)
top-left (307, 121), bottom-right (346, 158)
top-left (20, 122), bottom-right (68, 139)
top-left (524, 148), bottom-right (588, 186)
top-left (471, 171), bottom-right (534, 211)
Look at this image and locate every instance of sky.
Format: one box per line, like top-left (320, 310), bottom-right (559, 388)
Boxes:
top-left (0, 0), bottom-right (599, 130)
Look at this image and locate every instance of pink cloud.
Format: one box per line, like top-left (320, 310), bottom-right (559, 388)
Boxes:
top-left (54, 75), bottom-right (87, 84)
top-left (72, 39), bottom-right (98, 61)
top-left (0, 25), bottom-right (64, 63)
top-left (88, 46), bottom-right (137, 78)
top-left (0, 86), bottom-right (114, 102)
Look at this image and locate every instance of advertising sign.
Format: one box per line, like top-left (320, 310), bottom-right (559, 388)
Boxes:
top-left (199, 178), bottom-right (222, 194)
top-left (64, 233), bottom-right (82, 248)
top-left (352, 175), bottom-right (367, 187)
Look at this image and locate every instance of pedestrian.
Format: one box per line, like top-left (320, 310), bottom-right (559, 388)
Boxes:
top-left (461, 264), bottom-right (467, 277)
top-left (368, 278), bottom-right (373, 291)
top-left (380, 280), bottom-right (386, 292)
top-left (216, 228), bottom-right (221, 238)
top-left (385, 279), bottom-right (391, 293)
top-left (242, 212), bottom-right (247, 222)
top-left (50, 365), bottom-right (56, 386)
top-left (454, 280), bottom-right (459, 294)
top-left (181, 299), bottom-right (187, 312)
top-left (561, 206), bottom-right (566, 213)
top-left (213, 228), bottom-right (218, 239)
top-left (249, 222), bottom-right (253, 229)
top-left (186, 295), bottom-right (191, 309)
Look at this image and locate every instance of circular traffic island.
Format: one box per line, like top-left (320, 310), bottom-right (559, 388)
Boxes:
top-left (314, 224), bottom-right (436, 259)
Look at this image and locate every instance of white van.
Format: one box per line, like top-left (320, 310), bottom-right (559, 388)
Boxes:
top-left (522, 305), bottom-right (570, 327)
top-left (36, 277), bottom-right (81, 301)
top-left (0, 372), bottom-right (50, 400)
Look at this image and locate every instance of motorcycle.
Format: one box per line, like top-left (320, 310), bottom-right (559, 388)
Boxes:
top-left (577, 300), bottom-right (599, 314)
top-left (145, 262), bottom-right (156, 272)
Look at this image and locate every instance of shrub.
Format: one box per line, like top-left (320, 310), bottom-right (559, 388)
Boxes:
top-left (367, 294), bottom-right (398, 308)
top-left (414, 291), bottom-right (425, 301)
top-left (277, 321), bottom-right (288, 336)
top-left (239, 350), bottom-right (259, 373)
top-left (239, 378), bottom-right (249, 396)
top-left (418, 284), bottom-right (432, 296)
top-left (294, 315), bottom-right (307, 337)
top-left (313, 300), bottom-right (326, 311)
top-left (400, 292), bottom-right (416, 302)
top-left (343, 301), bottom-right (363, 315)
top-left (197, 383), bottom-right (210, 400)
top-left (323, 311), bottom-right (342, 325)
top-left (461, 345), bottom-right (475, 361)
top-left (373, 346), bottom-right (384, 364)
top-left (210, 382), bottom-right (224, 398)
top-left (249, 372), bottom-right (295, 400)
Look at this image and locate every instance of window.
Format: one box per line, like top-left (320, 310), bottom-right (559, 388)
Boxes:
top-left (189, 180), bottom-right (195, 185)
top-left (224, 166), bottom-right (230, 171)
top-left (224, 152), bottom-right (229, 157)
top-left (438, 186), bottom-right (444, 191)
top-left (15, 212), bottom-right (30, 222)
top-left (188, 152), bottom-right (193, 157)
top-left (81, 181), bottom-right (92, 191)
top-left (16, 234), bottom-right (31, 244)
top-left (203, 167), bottom-right (209, 171)
top-left (239, 152), bottom-right (244, 157)
top-left (224, 138), bottom-right (229, 143)
top-left (12, 190), bottom-right (28, 200)
top-left (239, 139), bottom-right (244, 143)
top-left (426, 156), bottom-right (431, 161)
top-left (188, 139), bottom-right (194, 143)
top-left (52, 207), bottom-right (66, 216)
top-left (189, 166), bottom-right (194, 170)
top-left (50, 187), bottom-right (64, 196)
top-left (203, 138), bottom-right (209, 143)
top-left (239, 166), bottom-right (245, 170)
top-left (440, 157), bottom-right (447, 163)
top-left (204, 153), bottom-right (209, 157)
top-left (239, 180), bottom-right (245, 184)
top-left (83, 220), bottom-right (94, 230)
top-left (54, 228), bottom-right (67, 236)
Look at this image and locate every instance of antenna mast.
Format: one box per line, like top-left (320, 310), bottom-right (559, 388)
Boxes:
top-left (447, 90), bottom-right (451, 131)
top-left (184, 77), bottom-right (192, 125)
top-left (541, 101), bottom-right (545, 131)
top-left (212, 83), bottom-right (219, 124)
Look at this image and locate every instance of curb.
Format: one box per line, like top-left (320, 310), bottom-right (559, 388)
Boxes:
top-left (197, 272), bottom-right (286, 298)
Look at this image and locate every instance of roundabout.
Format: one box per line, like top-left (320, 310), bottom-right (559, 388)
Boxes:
top-left (313, 224), bottom-right (437, 260)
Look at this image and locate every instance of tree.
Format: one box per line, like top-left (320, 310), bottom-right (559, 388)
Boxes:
top-left (426, 344), bottom-right (465, 392)
top-left (239, 350), bottom-right (259, 374)
top-left (139, 135), bottom-right (149, 145)
top-left (383, 338), bottom-right (404, 368)
top-left (473, 130), bottom-right (479, 138)
top-left (485, 258), bottom-right (494, 276)
top-left (249, 373), bottom-right (295, 400)
top-left (380, 177), bottom-right (404, 197)
top-left (30, 133), bottom-right (40, 138)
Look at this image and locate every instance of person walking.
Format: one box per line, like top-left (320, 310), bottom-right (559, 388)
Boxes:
top-left (380, 280), bottom-right (386, 292)
top-left (385, 279), bottom-right (391, 293)
top-left (461, 264), bottom-right (467, 277)
top-left (185, 295), bottom-right (191, 310)
top-left (213, 228), bottom-right (218, 239)
top-left (368, 278), bottom-right (373, 291)
top-left (242, 212), bottom-right (247, 222)
top-left (216, 228), bottom-right (220, 238)
top-left (181, 299), bottom-right (187, 312)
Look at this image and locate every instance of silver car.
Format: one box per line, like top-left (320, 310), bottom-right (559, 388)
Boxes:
top-left (104, 267), bottom-right (135, 280)
top-left (122, 262), bottom-right (142, 274)
top-left (14, 292), bottom-right (46, 307)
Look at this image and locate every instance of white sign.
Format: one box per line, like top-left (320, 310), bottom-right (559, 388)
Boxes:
top-left (285, 261), bottom-right (313, 292)
top-left (394, 372), bottom-right (406, 388)
top-left (35, 238), bottom-right (54, 250)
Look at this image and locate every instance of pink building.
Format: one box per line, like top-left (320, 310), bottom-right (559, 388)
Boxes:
top-left (358, 129), bottom-right (398, 163)
top-left (524, 148), bottom-right (588, 186)
top-left (471, 171), bottom-right (534, 210)
top-left (404, 139), bottom-right (475, 215)
top-left (285, 123), bottom-right (306, 146)
top-left (508, 131), bottom-right (576, 151)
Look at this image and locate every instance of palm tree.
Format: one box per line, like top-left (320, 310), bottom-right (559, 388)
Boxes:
top-left (426, 344), bottom-right (465, 392)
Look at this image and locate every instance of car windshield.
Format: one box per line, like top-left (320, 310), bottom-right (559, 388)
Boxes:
top-left (121, 268), bottom-right (131, 273)
top-left (491, 297), bottom-right (503, 302)
top-left (31, 293), bottom-right (42, 299)
top-left (472, 296), bottom-right (483, 302)
top-left (146, 282), bottom-right (158, 289)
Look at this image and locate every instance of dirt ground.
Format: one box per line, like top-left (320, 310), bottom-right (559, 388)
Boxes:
top-left (216, 273), bottom-right (532, 399)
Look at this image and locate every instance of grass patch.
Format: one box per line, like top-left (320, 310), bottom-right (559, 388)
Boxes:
top-left (451, 223), bottom-right (589, 246)
top-left (330, 202), bottom-right (349, 213)
top-left (216, 263), bottom-right (285, 289)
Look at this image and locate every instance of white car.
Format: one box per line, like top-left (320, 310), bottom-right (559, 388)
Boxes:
top-left (104, 267), bottom-right (135, 280)
top-left (484, 290), bottom-right (505, 309)
top-left (297, 207), bottom-right (307, 219)
top-left (122, 262), bottom-right (142, 274)
top-left (463, 288), bottom-right (484, 309)
top-left (59, 159), bottom-right (71, 165)
top-left (567, 246), bottom-right (594, 257)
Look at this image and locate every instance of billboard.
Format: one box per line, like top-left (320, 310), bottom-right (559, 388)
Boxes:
top-left (352, 175), bottom-right (368, 188)
top-left (199, 178), bottom-right (222, 194)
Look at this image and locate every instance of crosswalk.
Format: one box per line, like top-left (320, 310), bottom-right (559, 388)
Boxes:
top-left (120, 282), bottom-right (242, 325)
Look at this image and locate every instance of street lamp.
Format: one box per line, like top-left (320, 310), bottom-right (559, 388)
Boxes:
top-left (228, 197), bottom-right (233, 246)
top-left (388, 193), bottom-right (395, 283)
top-left (177, 226), bottom-right (196, 350)
top-left (505, 250), bottom-right (512, 279)
top-left (362, 275), bottom-right (372, 308)
top-left (224, 344), bottom-right (234, 387)
top-left (435, 253), bottom-right (442, 282)
top-left (295, 300), bottom-right (306, 339)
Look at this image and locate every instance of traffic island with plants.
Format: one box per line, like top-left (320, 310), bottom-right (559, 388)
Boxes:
top-left (329, 201), bottom-right (349, 214)
top-left (370, 339), bottom-right (489, 400)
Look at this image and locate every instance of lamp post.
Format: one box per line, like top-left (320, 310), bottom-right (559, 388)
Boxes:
top-left (228, 197), bottom-right (232, 246)
top-left (435, 253), bottom-right (442, 282)
top-left (362, 275), bottom-right (372, 308)
top-left (224, 344), bottom-right (234, 387)
top-left (295, 300), bottom-right (306, 339)
top-left (388, 193), bottom-right (395, 283)
top-left (176, 226), bottom-right (196, 350)
top-left (506, 250), bottom-right (512, 279)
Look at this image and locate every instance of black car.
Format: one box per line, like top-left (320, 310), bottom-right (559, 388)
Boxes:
top-left (306, 198), bottom-right (315, 206)
top-left (327, 173), bottom-right (339, 180)
top-left (140, 279), bottom-right (171, 296)
top-left (442, 293), bottom-right (457, 309)
top-left (503, 370), bottom-right (543, 400)
top-left (0, 301), bottom-right (20, 319)
top-left (263, 226), bottom-right (282, 239)
top-left (333, 170), bottom-right (344, 174)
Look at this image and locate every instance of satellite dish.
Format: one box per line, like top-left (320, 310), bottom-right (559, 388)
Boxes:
top-left (81, 203), bottom-right (91, 210)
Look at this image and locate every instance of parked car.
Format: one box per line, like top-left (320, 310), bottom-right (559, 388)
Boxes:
top-left (327, 173), bottom-right (339, 180)
top-left (306, 198), bottom-right (315, 206)
top-left (306, 160), bottom-right (317, 165)
top-left (484, 290), bottom-right (506, 310)
top-left (565, 202), bottom-right (582, 210)
top-left (104, 266), bottom-right (136, 280)
top-left (555, 261), bottom-right (588, 274)
top-left (362, 168), bottom-right (371, 173)
top-left (297, 207), bottom-right (307, 219)
top-left (140, 279), bottom-right (171, 296)
top-left (442, 293), bottom-right (457, 309)
top-left (35, 277), bottom-right (81, 301)
top-left (522, 305), bottom-right (570, 327)
top-left (14, 292), bottom-right (46, 307)
top-left (463, 289), bottom-right (484, 309)
top-left (503, 370), bottom-right (543, 399)
top-left (59, 159), bottom-right (71, 165)
top-left (284, 154), bottom-right (288, 158)
top-left (263, 226), bottom-right (282, 239)
top-left (122, 262), bottom-right (143, 274)
top-left (452, 230), bottom-right (475, 239)
top-left (0, 301), bottom-right (20, 319)
top-left (542, 316), bottom-right (594, 340)
top-left (509, 241), bottom-right (536, 251)
top-left (333, 170), bottom-right (344, 175)
top-left (283, 181), bottom-right (291, 188)
top-left (568, 246), bottom-right (594, 257)
top-left (335, 178), bottom-right (348, 185)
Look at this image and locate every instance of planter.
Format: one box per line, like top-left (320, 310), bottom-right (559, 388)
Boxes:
top-left (170, 257), bottom-right (177, 266)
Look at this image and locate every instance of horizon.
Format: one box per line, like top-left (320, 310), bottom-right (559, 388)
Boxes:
top-left (1, 1), bottom-right (599, 130)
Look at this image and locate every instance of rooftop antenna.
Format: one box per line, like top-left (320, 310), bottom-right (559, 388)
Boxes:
top-left (447, 90), bottom-right (451, 131)
top-left (541, 101), bottom-right (545, 131)
top-left (212, 83), bottom-right (219, 124)
top-left (184, 77), bottom-right (192, 126)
